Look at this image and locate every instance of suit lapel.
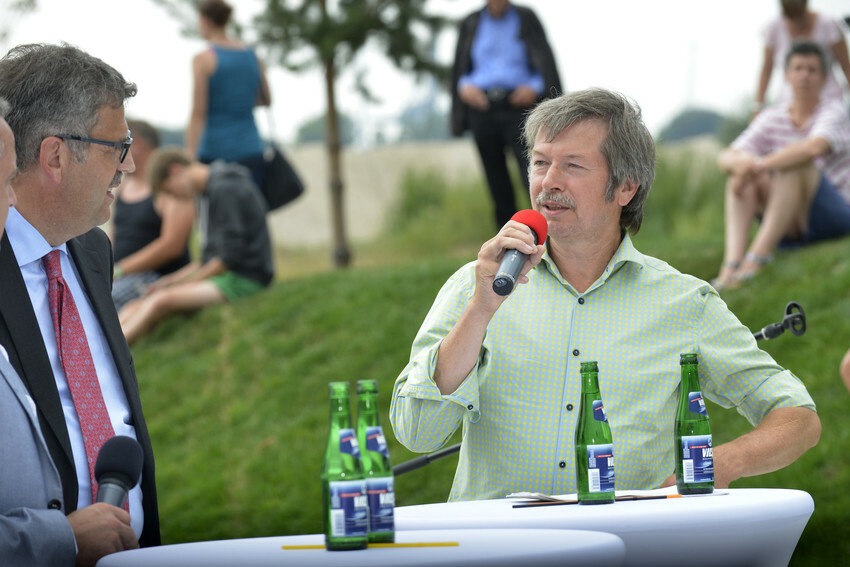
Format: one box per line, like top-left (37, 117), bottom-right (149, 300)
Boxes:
top-left (0, 231), bottom-right (78, 509)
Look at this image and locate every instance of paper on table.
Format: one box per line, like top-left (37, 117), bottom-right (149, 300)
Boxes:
top-left (506, 486), bottom-right (731, 502)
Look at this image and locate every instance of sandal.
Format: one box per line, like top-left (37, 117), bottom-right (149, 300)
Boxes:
top-left (709, 260), bottom-right (741, 290)
top-left (730, 253), bottom-right (774, 285)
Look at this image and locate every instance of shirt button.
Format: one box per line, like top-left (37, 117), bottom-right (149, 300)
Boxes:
top-left (47, 499), bottom-right (62, 510)
top-left (559, 461), bottom-right (566, 468)
top-left (566, 403), bottom-right (574, 411)
top-left (467, 404), bottom-right (474, 410)
top-left (578, 297), bottom-right (585, 305)
top-left (572, 349), bottom-right (580, 356)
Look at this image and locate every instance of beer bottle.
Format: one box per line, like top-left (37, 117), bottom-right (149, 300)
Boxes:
top-left (574, 361), bottom-right (615, 504)
top-left (675, 353), bottom-right (714, 494)
top-left (356, 379), bottom-right (395, 543)
top-left (322, 382), bottom-right (368, 550)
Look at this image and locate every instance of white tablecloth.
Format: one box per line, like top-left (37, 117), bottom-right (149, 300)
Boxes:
top-left (96, 528), bottom-right (626, 567)
top-left (395, 488), bottom-right (813, 567)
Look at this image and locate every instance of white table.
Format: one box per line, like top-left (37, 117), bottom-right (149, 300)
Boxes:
top-left (96, 528), bottom-right (626, 567)
top-left (395, 488), bottom-right (814, 567)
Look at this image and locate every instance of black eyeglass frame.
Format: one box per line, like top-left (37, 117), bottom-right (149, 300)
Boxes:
top-left (55, 130), bottom-right (133, 163)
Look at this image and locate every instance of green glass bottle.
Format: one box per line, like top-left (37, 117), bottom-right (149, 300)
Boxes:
top-left (574, 361), bottom-right (615, 505)
top-left (675, 353), bottom-right (714, 494)
top-left (356, 379), bottom-right (395, 543)
top-left (322, 382), bottom-right (368, 550)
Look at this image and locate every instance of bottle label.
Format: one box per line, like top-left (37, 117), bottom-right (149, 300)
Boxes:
top-left (592, 400), bottom-right (608, 423)
top-left (328, 480), bottom-right (368, 538)
top-left (586, 443), bottom-right (615, 493)
top-left (365, 426), bottom-right (390, 458)
top-left (366, 476), bottom-right (395, 534)
top-left (688, 392), bottom-right (708, 415)
top-left (339, 428), bottom-right (361, 459)
top-left (680, 434), bottom-right (714, 483)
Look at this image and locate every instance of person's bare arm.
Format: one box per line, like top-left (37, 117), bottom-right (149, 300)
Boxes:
top-left (116, 195), bottom-right (195, 275)
top-left (662, 406), bottom-right (820, 489)
top-left (434, 222), bottom-right (544, 395)
top-left (185, 51), bottom-right (214, 158)
top-left (759, 136), bottom-right (831, 171)
top-left (830, 37), bottom-right (850, 94)
top-left (754, 45), bottom-right (775, 116)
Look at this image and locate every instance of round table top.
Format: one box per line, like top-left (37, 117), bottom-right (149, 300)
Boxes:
top-left (394, 488), bottom-right (814, 567)
top-left (96, 528), bottom-right (626, 567)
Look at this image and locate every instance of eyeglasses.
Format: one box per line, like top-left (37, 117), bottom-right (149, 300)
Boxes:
top-left (55, 130), bottom-right (133, 163)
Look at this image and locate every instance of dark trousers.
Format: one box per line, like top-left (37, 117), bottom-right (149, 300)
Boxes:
top-left (468, 102), bottom-right (530, 229)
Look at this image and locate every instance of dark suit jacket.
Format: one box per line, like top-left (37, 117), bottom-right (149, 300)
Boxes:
top-left (450, 3), bottom-right (563, 137)
top-left (0, 228), bottom-right (161, 547)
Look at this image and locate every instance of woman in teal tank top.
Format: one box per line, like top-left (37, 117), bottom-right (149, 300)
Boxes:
top-left (185, 0), bottom-right (271, 190)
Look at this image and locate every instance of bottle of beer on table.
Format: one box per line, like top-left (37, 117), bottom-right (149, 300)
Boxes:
top-left (675, 353), bottom-right (714, 494)
top-left (574, 361), bottom-right (616, 505)
top-left (322, 381), bottom-right (368, 550)
top-left (356, 379), bottom-right (395, 543)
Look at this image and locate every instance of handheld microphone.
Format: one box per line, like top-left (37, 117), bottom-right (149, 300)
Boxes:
top-left (95, 435), bottom-right (143, 508)
top-left (492, 209), bottom-right (548, 296)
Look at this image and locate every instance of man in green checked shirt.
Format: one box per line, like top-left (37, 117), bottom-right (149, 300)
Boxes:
top-left (389, 87), bottom-right (820, 502)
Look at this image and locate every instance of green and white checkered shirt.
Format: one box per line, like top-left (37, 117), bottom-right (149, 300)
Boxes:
top-left (390, 234), bottom-right (815, 501)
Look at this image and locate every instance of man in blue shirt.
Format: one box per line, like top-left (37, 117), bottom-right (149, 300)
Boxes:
top-left (451, 0), bottom-right (561, 229)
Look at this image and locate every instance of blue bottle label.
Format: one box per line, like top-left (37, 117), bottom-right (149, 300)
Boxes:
top-left (365, 426), bottom-right (390, 458)
top-left (328, 480), bottom-right (368, 537)
top-left (592, 400), bottom-right (608, 423)
top-left (586, 443), bottom-right (615, 493)
top-left (688, 392), bottom-right (708, 415)
top-left (680, 434), bottom-right (714, 483)
top-left (366, 476), bottom-right (395, 533)
top-left (339, 428), bottom-right (360, 459)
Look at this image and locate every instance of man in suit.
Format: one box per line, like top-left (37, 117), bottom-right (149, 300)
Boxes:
top-left (0, 44), bottom-right (160, 561)
top-left (451, 0), bottom-right (561, 229)
top-left (0, 97), bottom-right (138, 566)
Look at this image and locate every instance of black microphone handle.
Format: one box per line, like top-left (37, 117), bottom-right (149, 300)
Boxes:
top-left (492, 228), bottom-right (539, 296)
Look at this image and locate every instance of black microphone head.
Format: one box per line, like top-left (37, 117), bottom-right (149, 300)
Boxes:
top-left (95, 435), bottom-right (143, 488)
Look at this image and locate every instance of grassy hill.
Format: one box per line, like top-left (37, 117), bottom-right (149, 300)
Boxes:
top-left (130, 150), bottom-right (850, 565)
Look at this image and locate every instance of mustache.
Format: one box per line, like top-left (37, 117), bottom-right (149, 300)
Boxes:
top-left (535, 191), bottom-right (576, 209)
top-left (110, 172), bottom-right (123, 187)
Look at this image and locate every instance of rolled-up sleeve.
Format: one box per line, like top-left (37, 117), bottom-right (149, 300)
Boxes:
top-left (390, 264), bottom-right (484, 453)
top-left (696, 289), bottom-right (816, 426)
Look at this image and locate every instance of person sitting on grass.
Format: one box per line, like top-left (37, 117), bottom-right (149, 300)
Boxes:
top-left (712, 40), bottom-right (850, 290)
top-left (119, 147), bottom-right (274, 345)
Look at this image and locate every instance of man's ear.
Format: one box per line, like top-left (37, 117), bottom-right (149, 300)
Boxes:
top-left (617, 178), bottom-right (638, 207)
top-left (39, 136), bottom-right (66, 184)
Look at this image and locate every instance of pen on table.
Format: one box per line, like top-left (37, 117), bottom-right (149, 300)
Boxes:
top-left (512, 494), bottom-right (683, 508)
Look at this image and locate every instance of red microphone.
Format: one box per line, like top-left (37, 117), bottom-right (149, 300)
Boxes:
top-left (492, 209), bottom-right (548, 296)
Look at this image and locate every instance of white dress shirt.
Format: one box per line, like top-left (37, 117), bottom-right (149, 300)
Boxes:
top-left (5, 207), bottom-right (144, 538)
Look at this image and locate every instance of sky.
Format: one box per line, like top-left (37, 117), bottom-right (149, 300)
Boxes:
top-left (1, 0), bottom-right (849, 143)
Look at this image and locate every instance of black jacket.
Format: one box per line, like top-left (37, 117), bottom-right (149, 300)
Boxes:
top-left (0, 228), bottom-right (161, 547)
top-left (450, 3), bottom-right (563, 137)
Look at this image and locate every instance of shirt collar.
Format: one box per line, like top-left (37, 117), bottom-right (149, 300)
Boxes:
top-left (5, 206), bottom-right (68, 267)
top-left (538, 232), bottom-right (646, 294)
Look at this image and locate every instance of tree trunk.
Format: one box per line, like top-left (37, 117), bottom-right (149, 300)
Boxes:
top-left (323, 56), bottom-right (351, 268)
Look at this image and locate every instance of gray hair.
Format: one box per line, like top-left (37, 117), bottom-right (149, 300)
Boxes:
top-left (0, 43), bottom-right (137, 170)
top-left (0, 97), bottom-right (9, 157)
top-left (523, 88), bottom-right (656, 234)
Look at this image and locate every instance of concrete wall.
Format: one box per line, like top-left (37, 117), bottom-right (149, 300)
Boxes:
top-left (267, 139), bottom-right (482, 247)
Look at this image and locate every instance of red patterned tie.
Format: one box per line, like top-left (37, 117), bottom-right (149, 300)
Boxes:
top-left (42, 250), bottom-right (118, 506)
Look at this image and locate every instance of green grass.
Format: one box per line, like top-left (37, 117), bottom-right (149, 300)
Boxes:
top-left (131, 148), bottom-right (849, 565)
